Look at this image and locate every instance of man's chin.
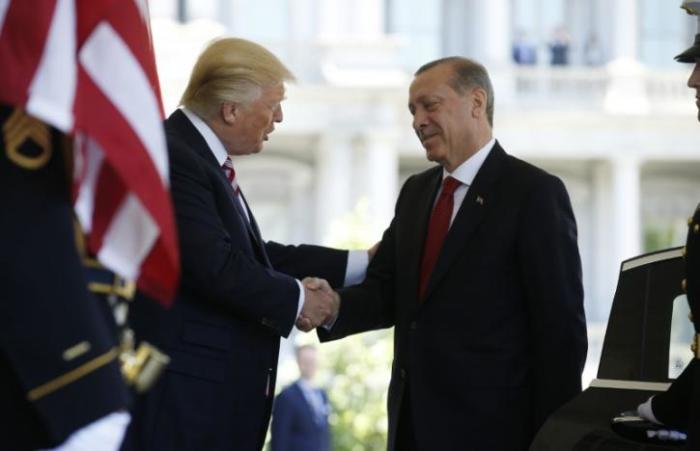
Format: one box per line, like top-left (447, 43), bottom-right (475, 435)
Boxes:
top-left (232, 145), bottom-right (263, 156)
top-left (423, 145), bottom-right (442, 163)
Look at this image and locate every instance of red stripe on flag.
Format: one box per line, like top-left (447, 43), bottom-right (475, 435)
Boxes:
top-left (75, 0), bottom-right (110, 45)
top-left (0, 0), bottom-right (57, 106)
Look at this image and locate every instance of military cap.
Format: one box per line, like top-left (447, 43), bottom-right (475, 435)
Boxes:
top-left (676, 1), bottom-right (700, 62)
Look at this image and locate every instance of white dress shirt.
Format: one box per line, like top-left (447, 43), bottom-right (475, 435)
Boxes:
top-left (297, 378), bottom-right (328, 421)
top-left (181, 108), bottom-right (368, 319)
top-left (435, 137), bottom-right (496, 226)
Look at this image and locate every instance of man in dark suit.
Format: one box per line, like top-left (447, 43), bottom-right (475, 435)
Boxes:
top-left (635, 2), bottom-right (700, 446)
top-left (271, 345), bottom-right (331, 451)
top-left (0, 105), bottom-right (130, 450)
top-left (122, 38), bottom-right (369, 451)
top-left (311, 57), bottom-right (588, 451)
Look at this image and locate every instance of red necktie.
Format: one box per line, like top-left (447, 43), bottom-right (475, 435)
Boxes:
top-left (418, 176), bottom-right (461, 300)
top-left (222, 156), bottom-right (241, 197)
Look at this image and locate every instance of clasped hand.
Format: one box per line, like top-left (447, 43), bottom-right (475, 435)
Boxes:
top-left (296, 277), bottom-right (339, 332)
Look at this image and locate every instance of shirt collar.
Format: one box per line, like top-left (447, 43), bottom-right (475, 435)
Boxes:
top-left (181, 107), bottom-right (229, 166)
top-left (443, 137), bottom-right (496, 186)
top-left (297, 378), bottom-right (314, 392)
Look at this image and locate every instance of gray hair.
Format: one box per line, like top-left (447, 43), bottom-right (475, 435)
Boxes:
top-left (415, 56), bottom-right (494, 127)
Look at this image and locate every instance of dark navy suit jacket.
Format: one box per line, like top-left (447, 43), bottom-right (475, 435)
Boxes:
top-left (320, 142), bottom-right (588, 451)
top-left (123, 110), bottom-right (347, 451)
top-left (0, 105), bottom-right (128, 450)
top-left (271, 381), bottom-right (331, 451)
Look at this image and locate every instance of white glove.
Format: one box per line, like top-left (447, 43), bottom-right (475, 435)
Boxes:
top-left (637, 396), bottom-right (661, 424)
top-left (637, 397), bottom-right (687, 442)
top-left (43, 411), bottom-right (130, 451)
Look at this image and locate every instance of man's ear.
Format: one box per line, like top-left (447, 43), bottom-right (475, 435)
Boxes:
top-left (220, 102), bottom-right (238, 125)
top-left (471, 87), bottom-right (487, 119)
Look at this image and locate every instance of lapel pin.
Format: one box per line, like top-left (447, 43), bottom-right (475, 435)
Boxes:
top-left (475, 195), bottom-right (484, 205)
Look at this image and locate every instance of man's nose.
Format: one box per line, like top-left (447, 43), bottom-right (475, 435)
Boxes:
top-left (412, 110), bottom-right (427, 132)
top-left (274, 105), bottom-right (283, 123)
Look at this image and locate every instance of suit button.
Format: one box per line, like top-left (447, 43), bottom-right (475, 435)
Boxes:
top-left (409, 321), bottom-right (417, 330)
top-left (695, 224), bottom-right (699, 234)
top-left (400, 368), bottom-right (406, 379)
top-left (682, 279), bottom-right (688, 292)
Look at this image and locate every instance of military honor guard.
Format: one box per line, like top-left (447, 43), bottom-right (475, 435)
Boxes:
top-left (0, 2), bottom-right (179, 449)
top-left (0, 104), bottom-right (132, 450)
top-left (635, 1), bottom-right (700, 447)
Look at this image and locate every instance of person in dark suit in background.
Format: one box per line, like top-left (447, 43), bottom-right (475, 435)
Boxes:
top-left (271, 344), bottom-right (331, 451)
top-left (635, 2), bottom-right (700, 446)
top-left (307, 56), bottom-right (587, 451)
top-left (122, 38), bottom-right (371, 451)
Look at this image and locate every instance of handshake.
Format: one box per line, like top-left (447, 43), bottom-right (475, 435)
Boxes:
top-left (297, 277), bottom-right (340, 332)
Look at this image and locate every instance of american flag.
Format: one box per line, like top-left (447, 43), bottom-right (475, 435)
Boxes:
top-left (0, 0), bottom-right (179, 305)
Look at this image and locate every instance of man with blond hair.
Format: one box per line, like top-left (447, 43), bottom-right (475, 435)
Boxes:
top-left (121, 37), bottom-right (371, 451)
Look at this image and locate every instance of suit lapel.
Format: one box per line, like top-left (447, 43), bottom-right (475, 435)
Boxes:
top-left (421, 143), bottom-right (507, 303)
top-left (167, 110), bottom-right (271, 267)
top-left (239, 192), bottom-right (272, 267)
top-left (292, 382), bottom-right (318, 422)
top-left (402, 168), bottom-right (443, 306)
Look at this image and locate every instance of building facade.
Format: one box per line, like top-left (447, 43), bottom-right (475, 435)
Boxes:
top-left (150, 0), bottom-right (700, 376)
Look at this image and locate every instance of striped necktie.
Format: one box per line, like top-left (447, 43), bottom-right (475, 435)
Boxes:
top-left (222, 156), bottom-right (241, 197)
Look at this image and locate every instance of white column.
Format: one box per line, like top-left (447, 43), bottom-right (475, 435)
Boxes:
top-left (610, 0), bottom-right (637, 62)
top-left (442, 0), bottom-right (510, 65)
top-left (441, 0), bottom-right (475, 58)
top-left (315, 133), bottom-right (353, 244)
top-left (227, 0), bottom-right (246, 32)
top-left (354, 131), bottom-right (399, 240)
top-left (288, 0), bottom-right (321, 81)
top-left (217, 0), bottom-right (231, 29)
top-left (611, 156), bottom-right (642, 267)
top-left (441, 0), bottom-right (513, 107)
top-left (591, 161), bottom-right (615, 322)
top-left (604, 0), bottom-right (648, 114)
top-left (481, 0), bottom-right (511, 66)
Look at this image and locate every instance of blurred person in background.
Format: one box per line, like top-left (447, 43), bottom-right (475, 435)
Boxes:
top-left (271, 344), bottom-right (331, 451)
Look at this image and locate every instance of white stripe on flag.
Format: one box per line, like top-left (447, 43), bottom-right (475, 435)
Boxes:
top-left (98, 193), bottom-right (159, 280)
top-left (26, 0), bottom-right (76, 132)
top-left (132, 0), bottom-right (149, 26)
top-left (0, 0), bottom-right (10, 34)
top-left (74, 136), bottom-right (104, 234)
top-left (79, 22), bottom-right (168, 183)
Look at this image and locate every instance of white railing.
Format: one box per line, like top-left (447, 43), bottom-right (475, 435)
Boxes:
top-left (505, 65), bottom-right (691, 112)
